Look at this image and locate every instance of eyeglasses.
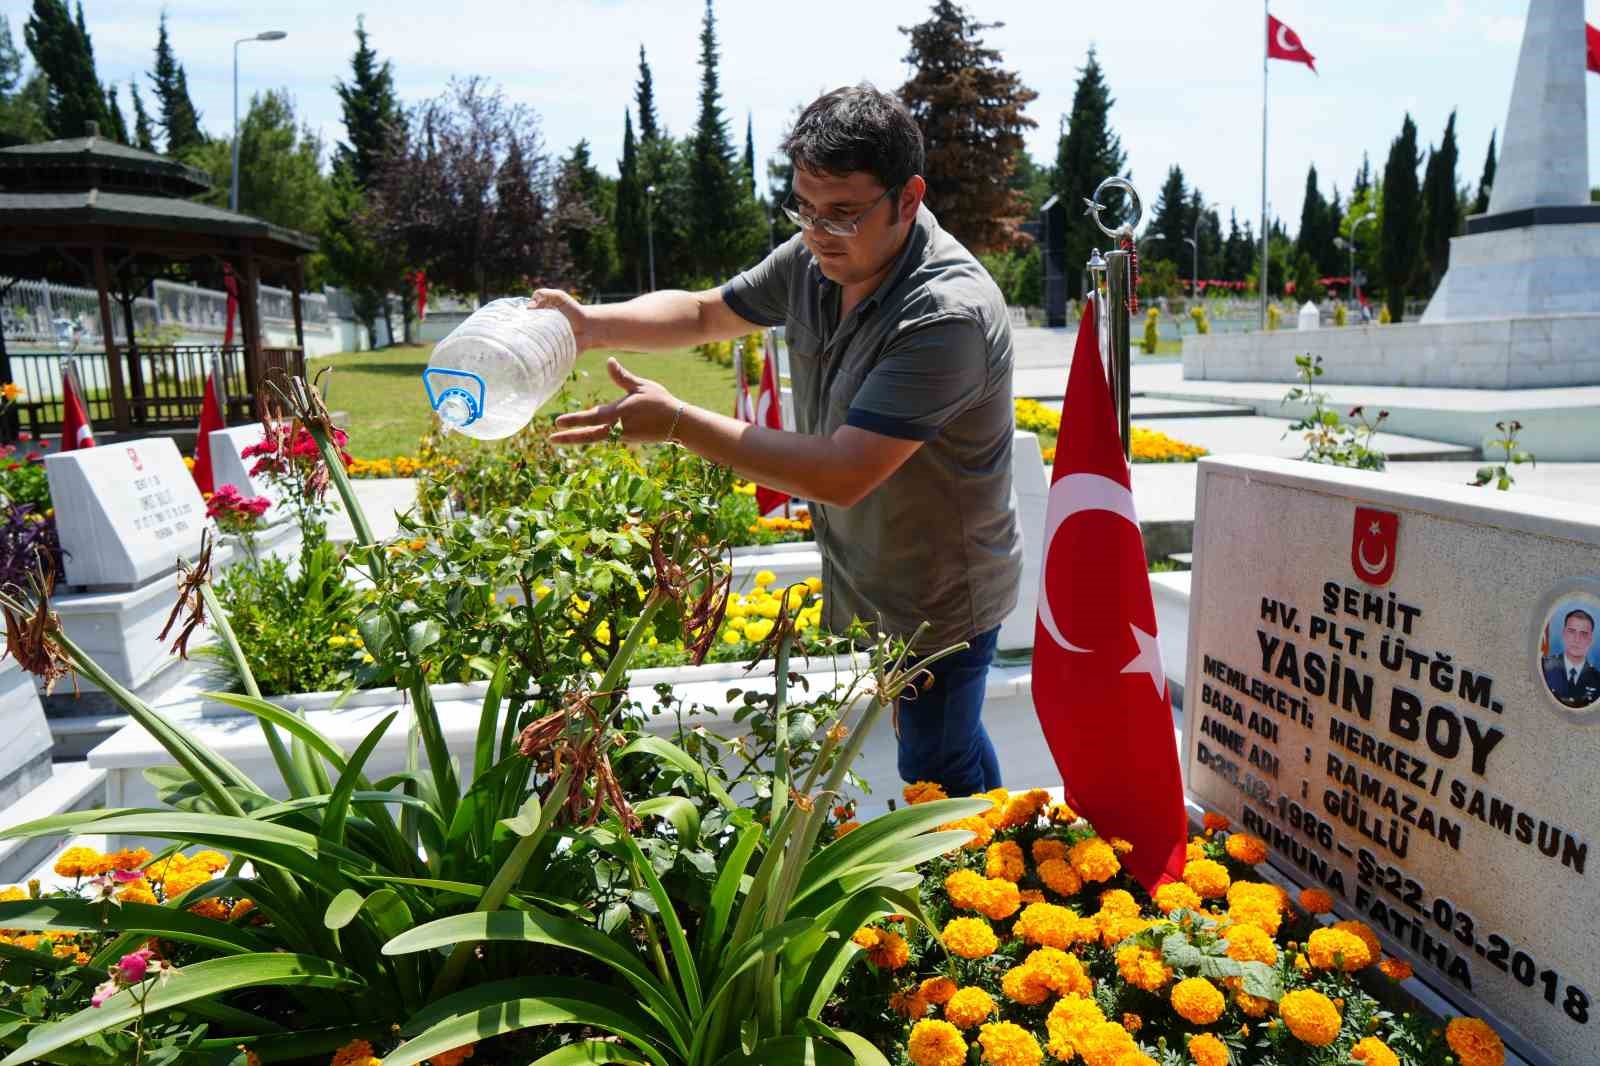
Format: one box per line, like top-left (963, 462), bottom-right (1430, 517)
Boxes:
top-left (781, 186), bottom-right (897, 238)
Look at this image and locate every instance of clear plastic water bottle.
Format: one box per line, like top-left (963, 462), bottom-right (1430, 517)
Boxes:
top-left (421, 297), bottom-right (578, 439)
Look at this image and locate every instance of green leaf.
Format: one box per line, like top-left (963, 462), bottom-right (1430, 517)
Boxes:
top-left (797, 1019), bottom-right (892, 1066)
top-left (322, 711), bottom-right (396, 847)
top-left (791, 796), bottom-right (990, 906)
top-left (324, 889), bottom-right (365, 930)
top-left (357, 610), bottom-right (394, 655)
top-left (618, 830), bottom-right (703, 1015)
top-left (1239, 959), bottom-right (1283, 1001)
top-left (0, 954), bottom-right (364, 1066)
top-left (0, 899), bottom-right (269, 956)
top-left (501, 793), bottom-right (543, 837)
top-left (635, 795), bottom-right (701, 847)
top-left (616, 736), bottom-right (736, 811)
top-left (405, 619), bottom-right (443, 656)
top-left (527, 1041), bottom-right (652, 1066)
top-left (713, 1037), bottom-right (853, 1066)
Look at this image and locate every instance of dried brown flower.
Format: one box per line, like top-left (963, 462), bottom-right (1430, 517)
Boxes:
top-left (516, 688), bottom-right (639, 830)
top-left (0, 562), bottom-right (74, 694)
top-left (158, 532), bottom-right (214, 659)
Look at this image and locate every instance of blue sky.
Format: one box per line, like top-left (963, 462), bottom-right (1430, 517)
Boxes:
top-left (10, 0), bottom-right (1600, 241)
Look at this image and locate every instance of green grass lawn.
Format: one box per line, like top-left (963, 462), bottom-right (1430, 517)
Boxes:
top-left (310, 344), bottom-right (743, 459)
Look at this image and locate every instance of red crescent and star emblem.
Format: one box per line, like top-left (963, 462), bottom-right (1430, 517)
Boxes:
top-left (1351, 506), bottom-right (1399, 586)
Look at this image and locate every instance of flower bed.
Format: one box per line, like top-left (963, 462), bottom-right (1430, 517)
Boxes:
top-left (1017, 398), bottom-right (1208, 465)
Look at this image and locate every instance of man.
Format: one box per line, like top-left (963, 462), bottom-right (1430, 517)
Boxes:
top-left (533, 84), bottom-right (1020, 796)
top-left (1543, 608), bottom-right (1600, 709)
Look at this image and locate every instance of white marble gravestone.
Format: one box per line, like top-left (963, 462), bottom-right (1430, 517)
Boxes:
top-left (45, 438), bottom-right (204, 589)
top-left (208, 423), bottom-right (286, 521)
top-left (0, 657), bottom-right (51, 809)
top-left (1184, 455), bottom-right (1600, 1066)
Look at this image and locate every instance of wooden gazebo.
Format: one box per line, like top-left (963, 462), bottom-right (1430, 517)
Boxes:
top-left (0, 122), bottom-right (317, 439)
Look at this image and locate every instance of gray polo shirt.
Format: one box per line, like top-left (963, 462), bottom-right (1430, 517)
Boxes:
top-left (721, 204), bottom-right (1021, 652)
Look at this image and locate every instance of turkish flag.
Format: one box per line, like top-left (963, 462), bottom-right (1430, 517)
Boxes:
top-left (1031, 296), bottom-right (1185, 891)
top-left (59, 364), bottom-right (95, 452)
top-left (754, 331), bottom-right (790, 517)
top-left (222, 264), bottom-right (239, 348)
top-left (1350, 506), bottom-right (1399, 586)
top-left (415, 270), bottom-right (428, 321)
top-left (1587, 23), bottom-right (1600, 75)
top-left (1267, 14), bottom-right (1316, 72)
top-left (191, 368), bottom-right (226, 494)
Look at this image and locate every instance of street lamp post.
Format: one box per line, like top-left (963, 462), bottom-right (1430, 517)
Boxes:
top-left (1333, 210), bottom-right (1377, 312)
top-left (644, 184), bottom-right (657, 292)
top-left (231, 30), bottom-right (287, 213)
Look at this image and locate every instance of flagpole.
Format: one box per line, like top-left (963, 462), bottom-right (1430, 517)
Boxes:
top-left (1260, 0), bottom-right (1270, 331)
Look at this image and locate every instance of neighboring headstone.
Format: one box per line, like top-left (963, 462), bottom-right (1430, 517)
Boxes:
top-left (45, 438), bottom-right (203, 589)
top-left (998, 430), bottom-right (1048, 651)
top-left (1184, 455), bottom-right (1600, 1066)
top-left (1297, 301), bottom-right (1320, 330)
top-left (208, 423), bottom-right (286, 520)
top-left (0, 657), bottom-right (51, 809)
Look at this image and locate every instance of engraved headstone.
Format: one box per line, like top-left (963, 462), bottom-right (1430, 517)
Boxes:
top-left (208, 423), bottom-right (285, 519)
top-left (1184, 455), bottom-right (1600, 1066)
top-left (45, 439), bottom-right (204, 588)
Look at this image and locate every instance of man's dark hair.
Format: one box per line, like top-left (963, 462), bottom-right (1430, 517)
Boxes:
top-left (782, 84), bottom-right (924, 197)
top-left (1565, 608), bottom-right (1595, 634)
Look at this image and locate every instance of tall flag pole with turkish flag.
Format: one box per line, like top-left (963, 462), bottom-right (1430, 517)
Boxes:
top-left (1587, 23), bottom-right (1600, 75)
top-left (1030, 295), bottom-right (1186, 891)
top-left (59, 357), bottom-right (96, 452)
top-left (753, 329), bottom-right (791, 518)
top-left (1260, 5), bottom-right (1317, 331)
top-left (191, 355), bottom-right (227, 494)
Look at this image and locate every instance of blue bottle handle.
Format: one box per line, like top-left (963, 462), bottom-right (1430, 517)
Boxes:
top-left (421, 367), bottom-right (486, 426)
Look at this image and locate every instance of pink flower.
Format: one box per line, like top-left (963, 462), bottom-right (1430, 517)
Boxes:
top-left (115, 949), bottom-right (154, 984)
top-left (25, 450), bottom-right (40, 461)
top-left (90, 979), bottom-right (119, 1007)
top-left (17, 431), bottom-right (31, 442)
top-left (111, 869), bottom-right (144, 884)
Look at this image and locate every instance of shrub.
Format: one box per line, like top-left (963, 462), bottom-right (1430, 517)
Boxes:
top-left (1141, 308), bottom-right (1159, 354)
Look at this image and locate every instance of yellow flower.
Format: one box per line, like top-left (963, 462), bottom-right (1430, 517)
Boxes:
top-left (1037, 857), bottom-right (1083, 897)
top-left (753, 569), bottom-right (776, 587)
top-left (1014, 901), bottom-right (1094, 949)
top-left (1044, 994), bottom-right (1105, 1062)
top-left (1334, 919), bottom-right (1382, 962)
top-left (1171, 977), bottom-right (1225, 1025)
top-left (867, 929), bottom-right (910, 970)
top-left (944, 869), bottom-right (986, 911)
top-left (1, 383), bottom-right (23, 401)
top-left (1031, 838), bottom-right (1067, 863)
top-left (1048, 801), bottom-right (1078, 823)
top-left (1445, 1017), bottom-right (1505, 1066)
top-left (971, 877), bottom-right (1021, 921)
top-left (1298, 887), bottom-right (1334, 914)
top-left (1115, 944), bottom-right (1172, 992)
top-left (890, 987), bottom-right (930, 1019)
top-left (919, 976), bottom-right (957, 1006)
top-left (985, 840), bottom-right (1025, 882)
top-left (944, 985), bottom-right (996, 1029)
top-left (1000, 964), bottom-right (1051, 1006)
top-left (1223, 832), bottom-right (1267, 865)
top-left (53, 845), bottom-right (101, 879)
top-left (1182, 858), bottom-right (1231, 899)
top-left (941, 916), bottom-right (998, 959)
top-left (116, 879), bottom-right (158, 906)
top-left (850, 927), bottom-right (880, 951)
top-left (743, 619), bottom-right (774, 642)
top-left (976, 1021), bottom-right (1042, 1066)
top-left (1351, 1036), bottom-right (1401, 1066)
top-left (1068, 837), bottom-right (1120, 882)
top-left (907, 1018), bottom-right (967, 1066)
top-left (940, 815), bottom-right (993, 851)
top-left (1279, 989), bottom-right (1342, 1046)
top-left (1223, 922), bottom-right (1278, 966)
top-left (1077, 1020), bottom-right (1139, 1066)
top-left (1234, 985), bottom-right (1272, 1017)
top-left (1153, 881), bottom-right (1202, 914)
top-left (1024, 946), bottom-right (1092, 997)
top-left (1187, 1032), bottom-right (1229, 1066)
top-left (1307, 926), bottom-right (1371, 972)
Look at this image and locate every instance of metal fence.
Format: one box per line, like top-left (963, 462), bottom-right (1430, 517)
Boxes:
top-left (1, 277), bottom-right (332, 350)
top-left (6, 345), bottom-right (268, 434)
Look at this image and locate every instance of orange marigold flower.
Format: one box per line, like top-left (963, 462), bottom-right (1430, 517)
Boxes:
top-left (1234, 986), bottom-right (1272, 1017)
top-left (1299, 887), bottom-right (1334, 914)
top-left (1187, 1032), bottom-right (1229, 1066)
top-left (1001, 964), bottom-right (1051, 1006)
top-left (1031, 838), bottom-right (1068, 864)
top-left (851, 927), bottom-right (881, 951)
top-left (1445, 1017), bottom-right (1505, 1066)
top-left (1203, 812), bottom-right (1231, 833)
top-left (986, 840), bottom-right (1026, 882)
top-left (1048, 802), bottom-right (1078, 823)
top-left (1097, 889), bottom-right (1139, 917)
top-left (1018, 888), bottom-right (1045, 904)
top-left (920, 976), bottom-right (957, 1005)
top-left (834, 820), bottom-right (860, 838)
top-left (944, 986), bottom-right (997, 1029)
top-left (430, 1044), bottom-right (474, 1066)
top-left (945, 869), bottom-right (987, 911)
top-left (53, 846), bottom-right (101, 879)
top-left (105, 848), bottom-right (152, 872)
top-left (942, 917), bottom-right (998, 959)
top-left (1307, 927), bottom-right (1372, 972)
top-left (1068, 837), bottom-right (1120, 882)
top-left (975, 1021), bottom-right (1042, 1066)
top-left (330, 1039), bottom-right (382, 1066)
top-left (188, 898), bottom-right (230, 921)
top-left (1351, 1036), bottom-right (1400, 1066)
top-left (1077, 1020), bottom-right (1139, 1065)
top-left (1121, 1012), bottom-right (1142, 1034)
top-left (1379, 956), bottom-right (1413, 981)
top-left (1182, 859), bottom-right (1231, 899)
top-left (1014, 901), bottom-right (1092, 950)
top-left (1279, 989), bottom-right (1342, 1046)
top-left (904, 781), bottom-right (948, 806)
top-left (907, 1018), bottom-right (966, 1066)
top-left (1171, 976), bottom-right (1225, 1025)
top-left (1223, 832), bottom-right (1267, 865)
top-left (972, 877), bottom-right (1021, 921)
top-left (890, 988), bottom-right (931, 1019)
top-left (117, 880), bottom-right (158, 906)
top-left (1024, 946), bottom-right (1092, 997)
top-left (1037, 857), bottom-right (1083, 898)
top-left (867, 929), bottom-right (910, 970)
top-left (1224, 922), bottom-right (1279, 966)
top-left (1045, 996), bottom-right (1106, 1063)
top-left (1153, 881), bottom-right (1202, 913)
top-left (1334, 920), bottom-right (1382, 962)
top-left (942, 815), bottom-right (994, 851)
top-left (230, 898), bottom-right (256, 921)
top-left (1115, 944), bottom-right (1173, 992)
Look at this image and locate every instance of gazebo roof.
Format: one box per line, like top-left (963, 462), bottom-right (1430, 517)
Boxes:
top-left (0, 131), bottom-right (214, 198)
top-left (0, 188), bottom-right (318, 253)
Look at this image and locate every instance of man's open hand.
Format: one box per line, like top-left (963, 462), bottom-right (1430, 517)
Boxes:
top-left (550, 358), bottom-right (685, 445)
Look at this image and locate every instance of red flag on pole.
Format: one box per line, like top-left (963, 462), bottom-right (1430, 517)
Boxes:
top-left (1587, 23), bottom-right (1600, 75)
top-left (1267, 14), bottom-right (1317, 72)
top-left (415, 270), bottom-right (428, 321)
top-left (191, 364), bottom-right (226, 494)
top-left (222, 264), bottom-right (239, 347)
top-left (59, 362), bottom-right (96, 452)
top-left (1030, 296), bottom-right (1186, 891)
top-left (754, 331), bottom-right (790, 518)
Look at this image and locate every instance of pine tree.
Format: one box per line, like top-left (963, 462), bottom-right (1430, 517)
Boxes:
top-left (1148, 165), bottom-right (1189, 274)
top-left (129, 79), bottom-right (155, 151)
top-left (559, 140), bottom-right (619, 294)
top-left (742, 112), bottom-right (755, 189)
top-left (149, 11), bottom-right (203, 154)
top-left (1419, 110), bottom-right (1459, 294)
top-left (1052, 47), bottom-right (1125, 298)
top-left (1189, 191), bottom-right (1221, 290)
top-left (1472, 129), bottom-right (1495, 215)
top-left (0, 15), bottom-right (47, 146)
top-left (1380, 113), bottom-right (1423, 321)
top-left (104, 81), bottom-right (128, 142)
top-left (1352, 152), bottom-right (1372, 202)
top-left (898, 0), bottom-right (1037, 252)
top-left (688, 0), bottom-right (761, 277)
top-left (23, 0), bottom-right (109, 139)
top-left (616, 110), bottom-right (644, 290)
top-left (635, 44), bottom-right (659, 143)
top-left (1296, 164), bottom-right (1329, 272)
top-left (0, 15), bottom-right (23, 97)
top-left (334, 17), bottom-right (402, 190)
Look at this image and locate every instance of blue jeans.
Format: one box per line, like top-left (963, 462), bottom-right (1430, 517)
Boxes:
top-left (895, 627), bottom-right (1002, 797)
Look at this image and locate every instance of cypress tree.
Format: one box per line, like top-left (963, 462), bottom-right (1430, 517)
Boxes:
top-left (1296, 164), bottom-right (1329, 272)
top-left (616, 110), bottom-right (644, 290)
top-left (0, 15), bottom-right (47, 146)
top-left (688, 0), bottom-right (760, 277)
top-left (1149, 165), bottom-right (1189, 272)
top-left (634, 44), bottom-right (659, 143)
top-left (149, 11), bottom-right (203, 153)
top-left (742, 112), bottom-right (755, 188)
top-left (0, 15), bottom-right (20, 98)
top-left (334, 17), bottom-right (402, 190)
top-left (1419, 110), bottom-right (1459, 293)
top-left (23, 0), bottom-right (109, 138)
top-left (1052, 47), bottom-right (1126, 298)
top-left (129, 79), bottom-right (155, 151)
top-left (1351, 152), bottom-right (1372, 202)
top-left (559, 139), bottom-right (619, 294)
top-left (104, 81), bottom-right (128, 142)
top-left (1380, 113), bottom-right (1423, 321)
top-left (1472, 129), bottom-right (1496, 215)
top-left (898, 0), bottom-right (1037, 253)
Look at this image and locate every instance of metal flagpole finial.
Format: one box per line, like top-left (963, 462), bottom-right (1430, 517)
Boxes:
top-left (1082, 176), bottom-right (1143, 241)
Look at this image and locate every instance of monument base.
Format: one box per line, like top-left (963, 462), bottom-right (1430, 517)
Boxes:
top-left (1181, 312), bottom-right (1600, 389)
top-left (0, 657), bottom-right (52, 808)
top-left (1423, 221), bottom-right (1600, 324)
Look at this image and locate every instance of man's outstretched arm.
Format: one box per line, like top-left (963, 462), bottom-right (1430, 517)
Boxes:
top-left (530, 287), bottom-right (763, 354)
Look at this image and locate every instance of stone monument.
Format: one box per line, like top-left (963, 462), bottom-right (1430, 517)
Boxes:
top-left (1184, 454), bottom-right (1600, 1066)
